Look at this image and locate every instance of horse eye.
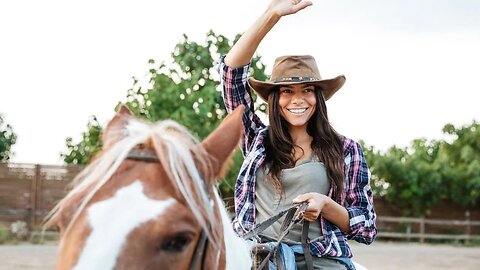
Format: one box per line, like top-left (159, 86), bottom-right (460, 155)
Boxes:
top-left (159, 232), bottom-right (194, 252)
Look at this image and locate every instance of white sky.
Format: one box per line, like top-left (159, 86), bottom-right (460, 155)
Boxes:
top-left (1, 0), bottom-right (479, 165)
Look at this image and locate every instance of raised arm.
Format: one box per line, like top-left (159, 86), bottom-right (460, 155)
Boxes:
top-left (225, 0), bottom-right (313, 68)
top-left (220, 0), bottom-right (314, 155)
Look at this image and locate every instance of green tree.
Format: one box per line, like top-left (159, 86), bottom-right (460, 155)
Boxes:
top-left (0, 114), bottom-right (17, 162)
top-left (125, 31), bottom-right (267, 138)
top-left (363, 139), bottom-right (444, 216)
top-left (61, 116), bottom-right (103, 165)
top-left (438, 121), bottom-right (480, 208)
top-left (363, 120), bottom-right (480, 216)
top-left (62, 31), bottom-right (269, 196)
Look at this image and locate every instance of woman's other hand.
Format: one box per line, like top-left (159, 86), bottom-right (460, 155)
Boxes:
top-left (268, 0), bottom-right (313, 17)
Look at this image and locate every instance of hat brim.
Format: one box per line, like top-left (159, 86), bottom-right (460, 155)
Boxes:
top-left (248, 75), bottom-right (346, 102)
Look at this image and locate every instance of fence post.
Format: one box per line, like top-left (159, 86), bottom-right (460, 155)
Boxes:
top-left (32, 165), bottom-right (41, 228)
top-left (465, 210), bottom-right (471, 245)
top-left (419, 217), bottom-right (425, 243)
top-left (29, 165), bottom-right (37, 232)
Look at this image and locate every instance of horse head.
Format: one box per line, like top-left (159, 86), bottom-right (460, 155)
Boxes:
top-left (46, 105), bottom-right (251, 270)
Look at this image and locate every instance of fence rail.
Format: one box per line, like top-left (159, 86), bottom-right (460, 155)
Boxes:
top-left (0, 162), bottom-right (83, 228)
top-left (377, 215), bottom-right (480, 243)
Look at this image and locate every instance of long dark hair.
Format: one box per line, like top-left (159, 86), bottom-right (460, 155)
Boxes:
top-left (264, 86), bottom-right (344, 200)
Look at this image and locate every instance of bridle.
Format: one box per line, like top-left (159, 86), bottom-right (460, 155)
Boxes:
top-left (127, 148), bottom-right (211, 270)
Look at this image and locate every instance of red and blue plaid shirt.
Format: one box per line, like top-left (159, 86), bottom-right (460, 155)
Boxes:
top-left (218, 56), bottom-right (377, 258)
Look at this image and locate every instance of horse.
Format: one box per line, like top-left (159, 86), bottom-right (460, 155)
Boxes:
top-left (46, 105), bottom-right (252, 270)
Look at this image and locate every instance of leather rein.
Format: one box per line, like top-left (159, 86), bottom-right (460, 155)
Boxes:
top-left (242, 202), bottom-right (315, 270)
top-left (126, 148), bottom-right (209, 270)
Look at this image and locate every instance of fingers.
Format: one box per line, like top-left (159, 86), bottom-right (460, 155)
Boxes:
top-left (292, 192), bottom-right (313, 203)
top-left (292, 0), bottom-right (313, 13)
top-left (292, 196), bottom-right (304, 204)
top-left (269, 0), bottom-right (313, 17)
top-left (301, 211), bottom-right (318, 222)
top-left (303, 208), bottom-right (320, 220)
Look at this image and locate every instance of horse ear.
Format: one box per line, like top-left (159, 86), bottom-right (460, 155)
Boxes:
top-left (201, 105), bottom-right (244, 178)
top-left (117, 104), bottom-right (133, 116)
top-left (102, 104), bottom-right (134, 150)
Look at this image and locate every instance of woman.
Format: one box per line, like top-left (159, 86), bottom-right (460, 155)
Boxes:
top-left (218, 0), bottom-right (377, 269)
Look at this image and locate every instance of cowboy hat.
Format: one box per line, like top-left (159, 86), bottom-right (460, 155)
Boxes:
top-left (248, 55), bottom-right (346, 101)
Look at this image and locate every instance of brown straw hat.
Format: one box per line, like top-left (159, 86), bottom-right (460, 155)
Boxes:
top-left (248, 55), bottom-right (346, 101)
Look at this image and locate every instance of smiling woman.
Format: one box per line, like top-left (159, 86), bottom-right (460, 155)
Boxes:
top-left (218, 0), bottom-right (376, 269)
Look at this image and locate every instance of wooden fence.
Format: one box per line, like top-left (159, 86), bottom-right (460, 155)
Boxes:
top-left (0, 162), bottom-right (83, 229)
top-left (377, 215), bottom-right (480, 243)
top-left (1, 162), bottom-right (480, 243)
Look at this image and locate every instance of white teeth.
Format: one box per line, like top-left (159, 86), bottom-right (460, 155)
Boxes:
top-left (287, 108), bottom-right (307, 114)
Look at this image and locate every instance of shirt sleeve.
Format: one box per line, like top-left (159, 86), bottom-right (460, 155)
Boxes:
top-left (343, 140), bottom-right (377, 244)
top-left (217, 56), bottom-right (266, 156)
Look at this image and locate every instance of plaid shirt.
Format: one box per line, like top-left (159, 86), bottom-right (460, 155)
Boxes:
top-left (218, 56), bottom-right (377, 258)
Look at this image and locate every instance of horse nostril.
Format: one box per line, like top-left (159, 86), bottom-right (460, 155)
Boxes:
top-left (159, 232), bottom-right (194, 253)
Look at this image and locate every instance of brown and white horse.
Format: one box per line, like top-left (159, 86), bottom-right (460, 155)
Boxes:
top-left (46, 105), bottom-right (252, 270)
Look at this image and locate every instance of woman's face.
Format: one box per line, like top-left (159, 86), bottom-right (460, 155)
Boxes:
top-left (278, 84), bottom-right (317, 129)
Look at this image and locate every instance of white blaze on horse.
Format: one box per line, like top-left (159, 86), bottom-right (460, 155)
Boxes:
top-left (46, 105), bottom-right (252, 270)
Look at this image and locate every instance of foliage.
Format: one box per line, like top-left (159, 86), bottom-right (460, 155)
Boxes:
top-left (0, 114), bottom-right (17, 162)
top-left (124, 31), bottom-right (267, 138)
top-left (62, 31), bottom-right (269, 194)
top-left (61, 116), bottom-right (103, 165)
top-left (124, 30), bottom-right (268, 194)
top-left (0, 224), bottom-right (9, 244)
top-left (364, 121), bottom-right (480, 216)
top-left (439, 121), bottom-right (480, 207)
top-left (362, 139), bottom-right (445, 216)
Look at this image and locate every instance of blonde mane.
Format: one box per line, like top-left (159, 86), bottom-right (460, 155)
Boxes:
top-left (47, 117), bottom-right (219, 245)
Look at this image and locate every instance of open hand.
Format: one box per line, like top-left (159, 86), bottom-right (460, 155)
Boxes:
top-left (268, 0), bottom-right (313, 17)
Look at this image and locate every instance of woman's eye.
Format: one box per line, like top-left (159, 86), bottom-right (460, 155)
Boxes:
top-left (159, 233), bottom-right (193, 253)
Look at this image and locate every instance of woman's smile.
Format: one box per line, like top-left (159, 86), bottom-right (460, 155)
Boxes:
top-left (287, 107), bottom-right (309, 115)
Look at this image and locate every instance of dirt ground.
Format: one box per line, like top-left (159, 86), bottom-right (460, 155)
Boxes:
top-left (0, 241), bottom-right (479, 270)
top-left (349, 241), bottom-right (480, 270)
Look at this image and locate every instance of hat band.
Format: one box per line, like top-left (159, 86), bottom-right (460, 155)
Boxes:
top-left (272, 76), bottom-right (320, 83)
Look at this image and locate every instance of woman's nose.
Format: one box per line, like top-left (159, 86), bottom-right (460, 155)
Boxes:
top-left (292, 95), bottom-right (304, 104)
